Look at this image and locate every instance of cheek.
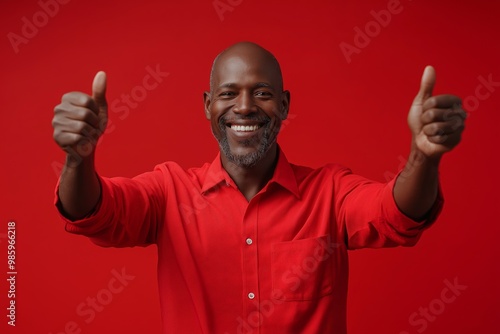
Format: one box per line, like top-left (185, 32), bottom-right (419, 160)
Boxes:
top-left (208, 103), bottom-right (224, 126)
top-left (210, 119), bottom-right (222, 134)
top-left (210, 101), bottom-right (229, 119)
top-left (261, 101), bottom-right (283, 118)
top-left (209, 113), bottom-right (226, 138)
top-left (266, 108), bottom-right (284, 125)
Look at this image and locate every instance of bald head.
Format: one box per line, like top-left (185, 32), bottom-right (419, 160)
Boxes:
top-left (209, 42), bottom-right (284, 93)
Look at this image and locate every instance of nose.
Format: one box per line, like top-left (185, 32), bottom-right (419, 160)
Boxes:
top-left (233, 91), bottom-right (255, 115)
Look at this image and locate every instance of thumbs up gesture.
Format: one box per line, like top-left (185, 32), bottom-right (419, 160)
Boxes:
top-left (407, 66), bottom-right (466, 159)
top-left (53, 72), bottom-right (108, 160)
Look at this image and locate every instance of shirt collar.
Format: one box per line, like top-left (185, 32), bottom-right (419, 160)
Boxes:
top-left (201, 152), bottom-right (233, 194)
top-left (201, 146), bottom-right (300, 199)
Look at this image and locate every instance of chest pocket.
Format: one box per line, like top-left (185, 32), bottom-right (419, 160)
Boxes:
top-left (271, 235), bottom-right (335, 301)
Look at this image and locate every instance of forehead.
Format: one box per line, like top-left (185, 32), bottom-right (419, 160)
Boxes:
top-left (212, 54), bottom-right (281, 89)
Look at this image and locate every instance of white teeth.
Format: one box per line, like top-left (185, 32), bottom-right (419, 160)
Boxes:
top-left (231, 124), bottom-right (260, 132)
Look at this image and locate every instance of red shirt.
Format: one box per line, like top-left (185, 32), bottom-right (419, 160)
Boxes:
top-left (55, 148), bottom-right (443, 334)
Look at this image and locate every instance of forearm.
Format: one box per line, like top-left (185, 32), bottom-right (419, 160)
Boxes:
top-left (393, 147), bottom-right (440, 221)
top-left (58, 154), bottom-right (101, 220)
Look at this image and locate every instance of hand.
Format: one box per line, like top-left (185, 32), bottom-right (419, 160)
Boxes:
top-left (407, 66), bottom-right (466, 159)
top-left (52, 72), bottom-right (108, 160)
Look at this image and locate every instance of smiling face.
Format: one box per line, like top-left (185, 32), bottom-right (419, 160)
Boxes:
top-left (204, 42), bottom-right (290, 168)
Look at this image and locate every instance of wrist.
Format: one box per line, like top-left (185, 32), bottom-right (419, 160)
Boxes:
top-left (64, 152), bottom-right (95, 169)
top-left (410, 139), bottom-right (442, 167)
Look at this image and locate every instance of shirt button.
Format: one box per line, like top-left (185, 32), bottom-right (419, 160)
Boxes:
top-left (248, 292), bottom-right (255, 300)
top-left (245, 238), bottom-right (253, 245)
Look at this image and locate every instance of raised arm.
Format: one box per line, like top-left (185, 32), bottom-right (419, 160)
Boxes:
top-left (52, 72), bottom-right (108, 220)
top-left (394, 66), bottom-right (466, 220)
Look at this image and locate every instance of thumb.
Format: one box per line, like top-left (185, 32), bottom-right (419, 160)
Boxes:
top-left (92, 71), bottom-right (107, 113)
top-left (414, 65), bottom-right (436, 104)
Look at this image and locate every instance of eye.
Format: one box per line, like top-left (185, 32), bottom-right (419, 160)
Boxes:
top-left (219, 91), bottom-right (236, 98)
top-left (255, 91), bottom-right (272, 97)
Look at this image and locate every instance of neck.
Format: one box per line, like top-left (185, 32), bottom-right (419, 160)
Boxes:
top-left (221, 144), bottom-right (279, 202)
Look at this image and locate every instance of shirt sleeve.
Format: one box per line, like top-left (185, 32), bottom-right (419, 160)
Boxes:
top-left (333, 167), bottom-right (444, 250)
top-left (54, 166), bottom-right (166, 247)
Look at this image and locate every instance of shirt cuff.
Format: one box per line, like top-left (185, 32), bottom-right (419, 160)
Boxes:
top-left (382, 171), bottom-right (444, 232)
top-left (54, 174), bottom-right (110, 235)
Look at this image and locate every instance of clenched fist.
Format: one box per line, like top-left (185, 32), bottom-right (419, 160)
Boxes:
top-left (408, 66), bottom-right (467, 159)
top-left (52, 72), bottom-right (108, 161)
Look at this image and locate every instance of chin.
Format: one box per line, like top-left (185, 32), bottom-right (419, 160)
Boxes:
top-left (227, 141), bottom-right (277, 168)
top-left (215, 123), bottom-right (277, 167)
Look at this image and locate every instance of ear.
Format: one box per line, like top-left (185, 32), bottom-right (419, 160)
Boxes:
top-left (203, 91), bottom-right (211, 120)
top-left (280, 90), bottom-right (290, 120)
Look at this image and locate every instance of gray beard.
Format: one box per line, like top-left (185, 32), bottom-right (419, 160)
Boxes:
top-left (215, 121), bottom-right (276, 168)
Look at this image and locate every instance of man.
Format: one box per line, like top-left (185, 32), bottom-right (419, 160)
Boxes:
top-left (52, 41), bottom-right (466, 333)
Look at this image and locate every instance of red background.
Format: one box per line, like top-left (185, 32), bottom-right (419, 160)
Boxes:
top-left (1, 0), bottom-right (499, 333)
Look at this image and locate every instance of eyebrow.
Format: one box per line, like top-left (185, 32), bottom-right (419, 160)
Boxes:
top-left (217, 82), bottom-right (275, 91)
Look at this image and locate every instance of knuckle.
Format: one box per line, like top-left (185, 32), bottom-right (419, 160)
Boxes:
top-left (426, 109), bottom-right (435, 120)
top-left (431, 123), bottom-right (441, 135)
top-left (54, 103), bottom-right (66, 114)
top-left (74, 108), bottom-right (87, 120)
top-left (433, 124), bottom-right (444, 136)
top-left (422, 109), bottom-right (435, 123)
top-left (447, 109), bottom-right (459, 121)
top-left (61, 92), bottom-right (73, 101)
top-left (80, 109), bottom-right (97, 124)
top-left (427, 96), bottom-right (437, 108)
top-left (61, 92), bottom-right (94, 108)
top-left (80, 95), bottom-right (93, 108)
top-left (71, 133), bottom-right (83, 144)
top-left (62, 92), bottom-right (81, 103)
top-left (75, 121), bottom-right (88, 133)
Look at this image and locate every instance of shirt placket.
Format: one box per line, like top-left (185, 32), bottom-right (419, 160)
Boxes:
top-left (241, 197), bottom-right (261, 333)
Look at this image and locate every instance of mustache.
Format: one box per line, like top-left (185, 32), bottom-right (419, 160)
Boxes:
top-left (219, 115), bottom-right (271, 126)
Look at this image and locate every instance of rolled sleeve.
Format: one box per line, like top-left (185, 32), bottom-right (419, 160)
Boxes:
top-left (380, 172), bottom-right (444, 238)
top-left (54, 167), bottom-right (166, 247)
top-left (335, 167), bottom-right (444, 250)
top-left (54, 174), bottom-right (113, 235)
